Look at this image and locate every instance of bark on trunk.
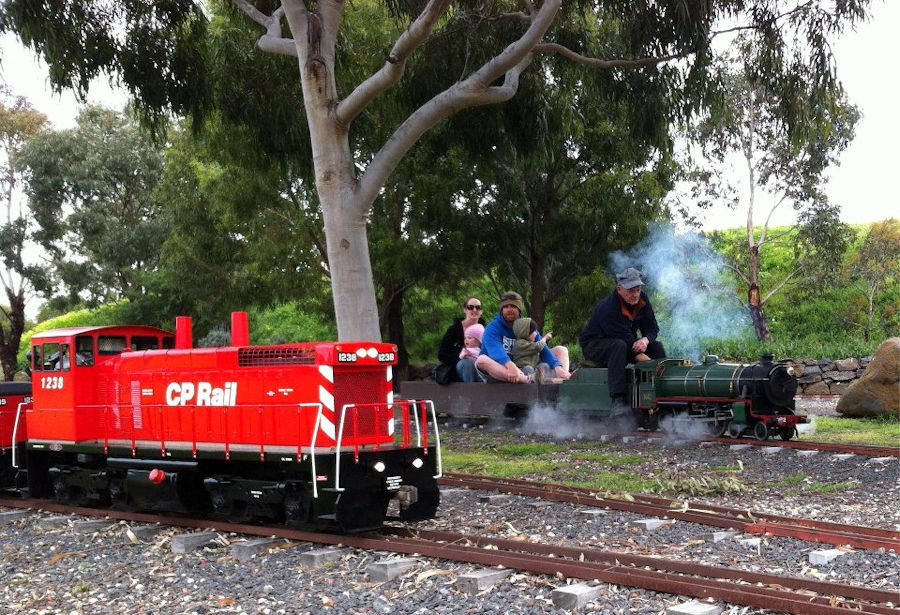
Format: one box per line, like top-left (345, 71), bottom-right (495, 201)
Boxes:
top-left (0, 290), bottom-right (26, 381)
top-left (382, 286), bottom-right (409, 386)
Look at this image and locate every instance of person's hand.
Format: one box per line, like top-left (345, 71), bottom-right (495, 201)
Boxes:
top-left (632, 337), bottom-right (648, 353)
top-left (506, 362), bottom-right (520, 383)
top-left (554, 365), bottom-right (571, 380)
top-left (542, 332), bottom-right (553, 343)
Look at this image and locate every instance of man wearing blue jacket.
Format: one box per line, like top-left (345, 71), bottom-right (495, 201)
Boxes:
top-left (578, 268), bottom-right (665, 414)
top-left (476, 291), bottom-right (571, 383)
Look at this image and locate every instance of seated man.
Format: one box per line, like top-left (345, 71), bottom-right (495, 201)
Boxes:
top-left (476, 291), bottom-right (570, 383)
top-left (578, 267), bottom-right (665, 414)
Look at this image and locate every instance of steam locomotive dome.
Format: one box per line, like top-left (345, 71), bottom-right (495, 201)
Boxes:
top-left (739, 355), bottom-right (798, 407)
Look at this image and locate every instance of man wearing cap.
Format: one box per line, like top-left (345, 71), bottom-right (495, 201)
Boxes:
top-left (578, 267), bottom-right (665, 414)
top-left (476, 291), bottom-right (571, 383)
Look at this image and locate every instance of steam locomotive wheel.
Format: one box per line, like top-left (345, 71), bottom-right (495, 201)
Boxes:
top-left (779, 426), bottom-right (796, 441)
top-left (753, 421), bottom-right (769, 441)
top-left (710, 420), bottom-right (729, 437)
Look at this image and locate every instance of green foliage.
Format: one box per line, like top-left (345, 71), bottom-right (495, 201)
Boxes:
top-left (812, 416), bottom-right (900, 447)
top-left (17, 302), bottom-right (137, 368)
top-left (246, 303), bottom-right (336, 345)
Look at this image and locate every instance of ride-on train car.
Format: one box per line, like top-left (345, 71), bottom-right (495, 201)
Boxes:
top-left (0, 381), bottom-right (32, 488)
top-left (402, 354), bottom-right (806, 440)
top-left (5, 312), bottom-right (441, 532)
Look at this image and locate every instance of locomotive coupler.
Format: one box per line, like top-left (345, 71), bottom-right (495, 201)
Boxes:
top-left (395, 484), bottom-right (419, 509)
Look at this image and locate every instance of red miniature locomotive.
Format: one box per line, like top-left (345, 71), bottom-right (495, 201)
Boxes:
top-left (2, 312), bottom-right (441, 531)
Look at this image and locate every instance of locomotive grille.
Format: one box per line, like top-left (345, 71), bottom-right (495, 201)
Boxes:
top-left (333, 369), bottom-right (388, 438)
top-left (238, 346), bottom-right (316, 367)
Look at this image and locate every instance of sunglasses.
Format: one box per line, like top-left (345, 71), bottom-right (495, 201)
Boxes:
top-left (465, 304), bottom-right (483, 310)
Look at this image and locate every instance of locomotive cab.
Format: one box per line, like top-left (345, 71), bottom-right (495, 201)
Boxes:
top-left (28, 325), bottom-right (174, 442)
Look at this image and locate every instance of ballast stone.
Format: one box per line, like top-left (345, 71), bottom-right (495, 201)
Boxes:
top-left (171, 531), bottom-right (220, 553)
top-left (551, 583), bottom-right (603, 609)
top-left (666, 600), bottom-right (723, 615)
top-left (456, 568), bottom-right (513, 593)
top-left (367, 557), bottom-right (418, 582)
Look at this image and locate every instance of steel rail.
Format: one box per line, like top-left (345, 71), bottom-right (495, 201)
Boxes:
top-left (1, 498), bottom-right (895, 615)
top-left (439, 473), bottom-right (900, 551)
top-left (385, 528), bottom-right (900, 614)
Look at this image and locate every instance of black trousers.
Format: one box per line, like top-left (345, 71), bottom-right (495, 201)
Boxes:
top-left (580, 337), bottom-right (666, 398)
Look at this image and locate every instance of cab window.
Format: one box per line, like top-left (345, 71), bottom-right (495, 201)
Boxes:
top-left (40, 342), bottom-right (70, 371)
top-left (132, 335), bottom-right (160, 351)
top-left (98, 336), bottom-right (127, 355)
top-left (75, 336), bottom-right (94, 366)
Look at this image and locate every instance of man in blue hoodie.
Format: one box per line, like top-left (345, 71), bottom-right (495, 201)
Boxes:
top-left (475, 291), bottom-right (571, 383)
top-left (578, 268), bottom-right (665, 415)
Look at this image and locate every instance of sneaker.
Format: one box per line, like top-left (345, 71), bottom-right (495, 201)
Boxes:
top-left (521, 365), bottom-right (535, 376)
top-left (535, 364), bottom-right (549, 384)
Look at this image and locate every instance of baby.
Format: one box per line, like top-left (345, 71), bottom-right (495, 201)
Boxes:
top-left (459, 323), bottom-right (484, 360)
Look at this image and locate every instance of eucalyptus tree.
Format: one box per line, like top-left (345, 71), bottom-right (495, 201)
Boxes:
top-left (445, 48), bottom-right (674, 329)
top-left (0, 90), bottom-right (46, 379)
top-left (1, 0), bottom-right (873, 340)
top-left (846, 219), bottom-right (900, 343)
top-left (16, 106), bottom-right (168, 310)
top-left (687, 59), bottom-right (858, 340)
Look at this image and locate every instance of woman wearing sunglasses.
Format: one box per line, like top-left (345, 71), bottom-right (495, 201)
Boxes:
top-left (436, 296), bottom-right (487, 383)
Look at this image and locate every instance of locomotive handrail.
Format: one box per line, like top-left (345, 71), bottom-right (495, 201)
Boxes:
top-left (331, 398), bottom-right (443, 494)
top-left (10, 400), bottom-right (29, 469)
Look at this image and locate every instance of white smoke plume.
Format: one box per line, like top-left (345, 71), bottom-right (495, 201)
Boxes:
top-left (608, 224), bottom-right (750, 360)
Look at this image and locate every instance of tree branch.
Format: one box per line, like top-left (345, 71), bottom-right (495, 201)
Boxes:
top-left (232, 1), bottom-right (298, 57)
top-left (337, 0), bottom-right (452, 127)
top-left (533, 43), bottom-right (692, 68)
top-left (761, 265), bottom-right (801, 304)
top-left (356, 0), bottom-right (561, 209)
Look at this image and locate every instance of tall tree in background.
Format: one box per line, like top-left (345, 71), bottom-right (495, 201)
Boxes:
top-left (1, 0), bottom-right (873, 340)
top-left (846, 219), bottom-right (900, 342)
top-left (687, 58), bottom-right (859, 340)
top-left (16, 107), bottom-right (167, 311)
top-left (0, 90), bottom-right (46, 379)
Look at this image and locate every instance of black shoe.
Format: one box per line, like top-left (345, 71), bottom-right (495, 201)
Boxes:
top-left (609, 397), bottom-right (632, 416)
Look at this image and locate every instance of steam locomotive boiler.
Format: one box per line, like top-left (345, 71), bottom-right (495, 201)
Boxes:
top-left (2, 313), bottom-right (441, 532)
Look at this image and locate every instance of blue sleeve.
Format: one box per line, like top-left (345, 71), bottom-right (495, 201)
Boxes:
top-left (481, 321), bottom-right (511, 364)
top-left (535, 330), bottom-right (560, 368)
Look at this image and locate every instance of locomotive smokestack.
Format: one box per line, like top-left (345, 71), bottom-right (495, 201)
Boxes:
top-left (231, 312), bottom-right (249, 347)
top-left (175, 316), bottom-right (193, 349)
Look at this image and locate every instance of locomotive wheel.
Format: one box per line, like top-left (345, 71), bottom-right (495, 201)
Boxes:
top-left (753, 421), bottom-right (769, 441)
top-left (710, 420), bottom-right (729, 437)
top-left (779, 426), bottom-right (796, 441)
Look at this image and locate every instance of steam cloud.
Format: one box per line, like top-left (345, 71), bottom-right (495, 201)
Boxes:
top-left (608, 224), bottom-right (749, 360)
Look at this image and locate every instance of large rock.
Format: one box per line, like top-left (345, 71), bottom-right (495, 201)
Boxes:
top-left (836, 338), bottom-right (900, 418)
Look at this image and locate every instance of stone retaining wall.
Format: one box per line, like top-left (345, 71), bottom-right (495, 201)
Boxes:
top-left (792, 356), bottom-right (871, 396)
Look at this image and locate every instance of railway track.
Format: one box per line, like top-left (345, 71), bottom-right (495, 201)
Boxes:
top-left (439, 473), bottom-right (900, 551)
top-left (0, 496), bottom-right (896, 615)
top-left (624, 430), bottom-right (899, 457)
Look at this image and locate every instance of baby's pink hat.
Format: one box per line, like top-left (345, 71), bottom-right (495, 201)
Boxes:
top-left (464, 323), bottom-right (484, 342)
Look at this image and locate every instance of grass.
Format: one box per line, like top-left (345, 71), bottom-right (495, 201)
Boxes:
top-left (808, 416), bottom-right (900, 447)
